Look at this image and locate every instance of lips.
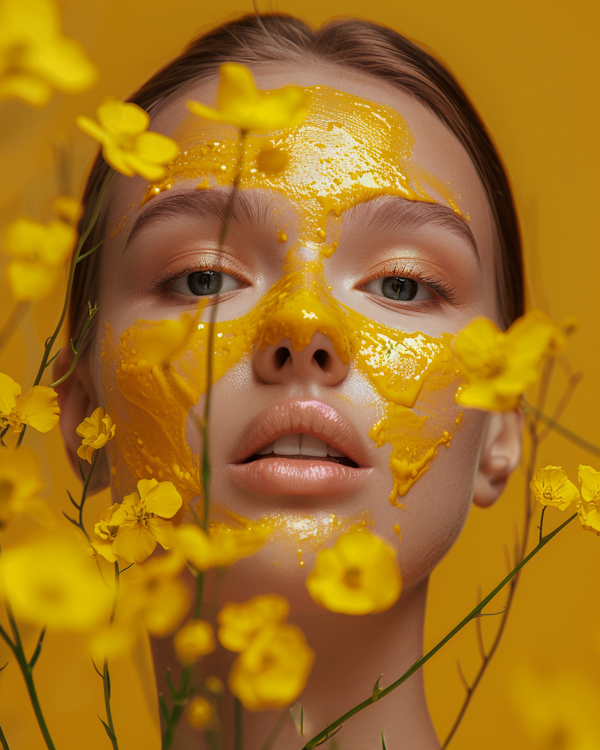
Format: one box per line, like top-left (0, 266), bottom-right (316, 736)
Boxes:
top-left (228, 399), bottom-right (373, 496)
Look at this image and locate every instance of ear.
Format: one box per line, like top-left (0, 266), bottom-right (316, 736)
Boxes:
top-left (54, 348), bottom-right (110, 494)
top-left (472, 410), bottom-right (523, 508)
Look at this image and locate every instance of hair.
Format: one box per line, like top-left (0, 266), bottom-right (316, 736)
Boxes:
top-left (69, 12), bottom-right (524, 342)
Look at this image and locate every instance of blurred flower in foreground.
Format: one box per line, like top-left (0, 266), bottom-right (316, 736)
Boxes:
top-left (76, 406), bottom-right (116, 463)
top-left (77, 97), bottom-right (179, 180)
top-left (511, 665), bottom-right (600, 749)
top-left (0, 536), bottom-right (111, 630)
top-left (577, 465), bottom-right (600, 535)
top-left (306, 528), bottom-right (401, 615)
top-left (455, 310), bottom-right (565, 411)
top-left (186, 62), bottom-right (308, 133)
top-left (218, 594), bottom-right (289, 652)
top-left (53, 195), bottom-right (83, 225)
top-left (0, 447), bottom-right (51, 530)
top-left (530, 466), bottom-right (580, 511)
top-left (2, 217), bottom-right (76, 300)
top-left (187, 697), bottom-right (213, 730)
top-left (0, 0), bottom-right (97, 106)
top-left (136, 310), bottom-right (202, 369)
top-left (94, 478), bottom-right (182, 564)
top-left (0, 372), bottom-right (59, 436)
top-left (229, 623), bottom-right (314, 711)
top-left (174, 619), bottom-right (216, 665)
top-left (169, 520), bottom-right (270, 571)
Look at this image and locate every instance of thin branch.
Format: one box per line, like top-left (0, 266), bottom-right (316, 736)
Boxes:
top-left (537, 371), bottom-right (582, 443)
top-left (456, 661), bottom-right (470, 694)
top-left (474, 589), bottom-right (486, 662)
top-left (0, 723), bottom-right (10, 750)
top-left (524, 403), bottom-right (600, 457)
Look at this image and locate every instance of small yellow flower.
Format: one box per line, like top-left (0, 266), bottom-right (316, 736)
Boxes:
top-left (229, 623), bottom-right (314, 711)
top-left (530, 466), bottom-right (580, 511)
top-left (93, 478), bottom-right (183, 564)
top-left (186, 696), bottom-right (213, 730)
top-left (306, 529), bottom-right (402, 615)
top-left (0, 447), bottom-right (50, 530)
top-left (76, 406), bottom-right (116, 463)
top-left (0, 0), bottom-right (97, 106)
top-left (91, 503), bottom-right (122, 563)
top-left (169, 521), bottom-right (269, 571)
top-left (205, 675), bottom-right (224, 696)
top-left (53, 196), bottom-right (83, 225)
top-left (218, 594), bottom-right (289, 653)
top-left (174, 619), bottom-right (216, 665)
top-left (577, 465), bottom-right (600, 535)
top-left (455, 310), bottom-right (565, 411)
top-left (0, 536), bottom-right (111, 631)
top-left (137, 310), bottom-right (202, 368)
top-left (186, 63), bottom-right (308, 133)
top-left (0, 372), bottom-right (59, 436)
top-left (76, 97), bottom-right (179, 180)
top-left (2, 217), bottom-right (76, 300)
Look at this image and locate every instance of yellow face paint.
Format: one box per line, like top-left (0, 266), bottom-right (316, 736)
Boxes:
top-left (103, 84), bottom-right (463, 546)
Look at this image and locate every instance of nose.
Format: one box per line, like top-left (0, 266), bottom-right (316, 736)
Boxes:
top-left (254, 332), bottom-right (350, 386)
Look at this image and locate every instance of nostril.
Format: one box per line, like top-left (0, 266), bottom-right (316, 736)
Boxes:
top-left (313, 349), bottom-right (329, 369)
top-left (275, 347), bottom-right (291, 369)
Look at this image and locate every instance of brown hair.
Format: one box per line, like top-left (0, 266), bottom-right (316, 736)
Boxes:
top-left (70, 12), bottom-right (524, 341)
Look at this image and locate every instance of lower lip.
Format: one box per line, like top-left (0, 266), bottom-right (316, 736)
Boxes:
top-left (228, 458), bottom-right (373, 496)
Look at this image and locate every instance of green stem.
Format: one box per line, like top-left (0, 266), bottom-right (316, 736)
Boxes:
top-left (234, 698), bottom-right (243, 750)
top-left (260, 711), bottom-right (289, 750)
top-left (79, 451), bottom-right (98, 543)
top-left (0, 723), bottom-right (10, 750)
top-left (303, 512), bottom-right (577, 749)
top-left (200, 131), bottom-right (247, 530)
top-left (49, 302), bottom-right (99, 388)
top-left (102, 563), bottom-right (120, 750)
top-left (0, 302), bottom-right (28, 352)
top-left (524, 402), bottom-right (600, 457)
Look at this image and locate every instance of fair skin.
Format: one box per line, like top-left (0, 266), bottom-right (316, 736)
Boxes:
top-left (58, 64), bottom-right (522, 749)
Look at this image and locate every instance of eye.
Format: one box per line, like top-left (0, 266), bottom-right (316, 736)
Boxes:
top-left (362, 276), bottom-right (432, 302)
top-left (170, 270), bottom-right (241, 297)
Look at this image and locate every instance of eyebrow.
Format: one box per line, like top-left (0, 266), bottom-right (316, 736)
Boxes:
top-left (124, 189), bottom-right (277, 249)
top-left (345, 194), bottom-right (480, 263)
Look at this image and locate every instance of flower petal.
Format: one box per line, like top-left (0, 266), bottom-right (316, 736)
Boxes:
top-left (0, 373), bottom-right (21, 414)
top-left (112, 522), bottom-right (157, 564)
top-left (143, 480), bottom-right (182, 518)
top-left (17, 386), bottom-right (60, 432)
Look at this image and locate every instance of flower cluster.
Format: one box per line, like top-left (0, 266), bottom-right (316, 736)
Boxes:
top-left (0, 372), bottom-right (59, 436)
top-left (218, 594), bottom-right (314, 711)
top-left (531, 464), bottom-right (600, 534)
top-left (76, 406), bottom-right (116, 463)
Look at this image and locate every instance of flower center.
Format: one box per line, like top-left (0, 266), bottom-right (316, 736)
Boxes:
top-left (343, 567), bottom-right (362, 588)
top-left (0, 479), bottom-right (15, 504)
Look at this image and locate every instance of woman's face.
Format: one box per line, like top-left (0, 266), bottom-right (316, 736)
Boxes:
top-left (89, 65), bottom-right (501, 599)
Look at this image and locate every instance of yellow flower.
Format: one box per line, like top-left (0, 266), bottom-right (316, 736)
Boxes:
top-left (76, 97), bottom-right (179, 180)
top-left (93, 479), bottom-right (183, 565)
top-left (205, 675), bottom-right (224, 696)
top-left (229, 623), bottom-right (314, 711)
top-left (306, 528), bottom-right (402, 615)
top-left (187, 696), bottom-right (213, 730)
top-left (174, 619), bottom-right (216, 665)
top-left (218, 594), bottom-right (289, 653)
top-left (186, 63), bottom-right (308, 133)
top-left (0, 447), bottom-right (50, 530)
top-left (0, 0), bottom-right (97, 106)
top-left (2, 217), bottom-right (76, 300)
top-left (169, 521), bottom-right (269, 571)
top-left (91, 503), bottom-right (122, 563)
top-left (455, 310), bottom-right (565, 411)
top-left (76, 406), bottom-right (116, 463)
top-left (0, 372), bottom-right (59, 436)
top-left (0, 536), bottom-right (111, 630)
top-left (137, 310), bottom-right (202, 368)
top-left (577, 465), bottom-right (600, 535)
top-left (530, 466), bottom-right (580, 511)
top-left (53, 196), bottom-right (83, 225)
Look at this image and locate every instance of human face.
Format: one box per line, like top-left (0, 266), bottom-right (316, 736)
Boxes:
top-left (92, 65), bottom-right (499, 595)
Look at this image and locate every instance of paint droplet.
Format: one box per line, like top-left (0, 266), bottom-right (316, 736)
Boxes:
top-left (393, 523), bottom-right (401, 539)
top-left (277, 230), bottom-right (287, 243)
top-left (455, 413), bottom-right (463, 424)
top-left (317, 228), bottom-right (326, 240)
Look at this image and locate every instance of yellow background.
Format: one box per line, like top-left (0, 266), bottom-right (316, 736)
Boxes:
top-left (1, 0), bottom-right (599, 747)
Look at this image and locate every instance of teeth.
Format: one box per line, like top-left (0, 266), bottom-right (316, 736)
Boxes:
top-left (328, 446), bottom-right (345, 458)
top-left (256, 443), bottom-right (273, 455)
top-left (300, 435), bottom-right (328, 457)
top-left (272, 435), bottom-right (301, 455)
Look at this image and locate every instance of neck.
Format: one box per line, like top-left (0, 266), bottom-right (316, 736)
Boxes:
top-left (157, 577), bottom-right (439, 750)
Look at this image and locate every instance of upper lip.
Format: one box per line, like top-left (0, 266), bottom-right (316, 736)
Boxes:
top-left (231, 399), bottom-right (370, 467)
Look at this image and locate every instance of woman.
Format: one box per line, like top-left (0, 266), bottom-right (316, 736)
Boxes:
top-left (58, 13), bottom-right (524, 749)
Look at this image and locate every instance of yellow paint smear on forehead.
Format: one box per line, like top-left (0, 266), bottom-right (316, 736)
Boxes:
top-left (143, 85), bottom-right (460, 248)
top-left (103, 255), bottom-right (461, 542)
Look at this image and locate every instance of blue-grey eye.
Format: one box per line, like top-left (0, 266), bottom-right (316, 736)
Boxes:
top-left (363, 275), bottom-right (430, 302)
top-left (171, 270), bottom-right (240, 297)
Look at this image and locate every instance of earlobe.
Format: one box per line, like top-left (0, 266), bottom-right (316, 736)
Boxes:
top-left (53, 350), bottom-right (110, 493)
top-left (473, 410), bottom-right (524, 508)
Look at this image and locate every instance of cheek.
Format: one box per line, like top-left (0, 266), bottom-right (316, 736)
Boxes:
top-left (394, 409), bottom-right (486, 588)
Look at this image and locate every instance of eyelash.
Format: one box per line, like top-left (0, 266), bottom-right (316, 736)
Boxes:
top-left (360, 260), bottom-right (460, 305)
top-left (149, 257), bottom-right (245, 295)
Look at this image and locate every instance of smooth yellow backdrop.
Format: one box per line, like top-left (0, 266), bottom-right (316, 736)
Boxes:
top-left (1, 0), bottom-right (598, 747)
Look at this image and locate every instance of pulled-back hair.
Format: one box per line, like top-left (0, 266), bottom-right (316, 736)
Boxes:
top-left (70, 12), bottom-right (523, 341)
